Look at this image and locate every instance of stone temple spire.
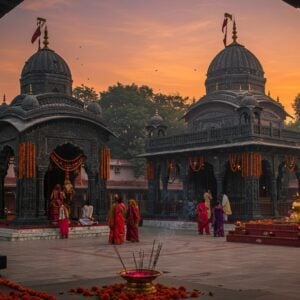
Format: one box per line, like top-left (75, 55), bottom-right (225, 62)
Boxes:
top-left (232, 19), bottom-right (238, 43)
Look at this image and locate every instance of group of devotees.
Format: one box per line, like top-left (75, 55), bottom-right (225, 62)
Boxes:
top-left (49, 179), bottom-right (231, 242)
top-left (196, 190), bottom-right (232, 237)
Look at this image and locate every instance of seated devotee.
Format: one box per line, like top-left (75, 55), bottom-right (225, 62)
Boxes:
top-left (79, 200), bottom-right (95, 225)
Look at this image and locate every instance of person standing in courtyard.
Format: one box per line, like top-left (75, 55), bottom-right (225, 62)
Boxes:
top-left (212, 201), bottom-right (224, 237)
top-left (49, 184), bottom-right (65, 225)
top-left (196, 198), bottom-right (210, 235)
top-left (222, 192), bottom-right (232, 222)
top-left (58, 200), bottom-right (70, 239)
top-left (203, 189), bottom-right (213, 221)
top-left (126, 197), bottom-right (141, 242)
top-left (108, 193), bottom-right (126, 244)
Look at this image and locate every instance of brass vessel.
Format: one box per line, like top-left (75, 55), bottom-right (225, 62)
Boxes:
top-left (290, 196), bottom-right (300, 223)
top-left (119, 269), bottom-right (161, 294)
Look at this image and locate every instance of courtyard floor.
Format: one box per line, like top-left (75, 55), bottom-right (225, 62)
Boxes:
top-left (0, 226), bottom-right (299, 299)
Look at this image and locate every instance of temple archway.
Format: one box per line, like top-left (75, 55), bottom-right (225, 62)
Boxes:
top-left (259, 160), bottom-right (272, 216)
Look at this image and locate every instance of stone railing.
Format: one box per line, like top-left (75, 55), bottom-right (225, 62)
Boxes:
top-left (146, 124), bottom-right (300, 153)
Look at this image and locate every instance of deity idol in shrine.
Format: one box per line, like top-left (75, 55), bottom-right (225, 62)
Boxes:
top-left (290, 193), bottom-right (300, 223)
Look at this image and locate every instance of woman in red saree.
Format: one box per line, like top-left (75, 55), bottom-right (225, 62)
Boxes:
top-left (58, 201), bottom-right (70, 239)
top-left (108, 194), bottom-right (126, 244)
top-left (196, 199), bottom-right (210, 235)
top-left (126, 199), bottom-right (141, 242)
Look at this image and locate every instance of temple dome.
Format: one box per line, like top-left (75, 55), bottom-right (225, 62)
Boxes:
top-left (87, 101), bottom-right (102, 115)
top-left (20, 45), bottom-right (73, 96)
top-left (149, 111), bottom-right (164, 126)
top-left (21, 94), bottom-right (39, 111)
top-left (205, 42), bottom-right (266, 94)
top-left (240, 94), bottom-right (259, 107)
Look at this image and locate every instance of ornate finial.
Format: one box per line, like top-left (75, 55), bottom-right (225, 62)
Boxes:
top-left (232, 20), bottom-right (237, 43)
top-left (277, 96), bottom-right (280, 103)
top-left (3, 94), bottom-right (6, 103)
top-left (267, 91), bottom-right (271, 97)
top-left (29, 84), bottom-right (33, 95)
top-left (43, 26), bottom-right (49, 48)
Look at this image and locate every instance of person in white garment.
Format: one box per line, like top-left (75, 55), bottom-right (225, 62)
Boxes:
top-left (221, 192), bottom-right (232, 222)
top-left (79, 200), bottom-right (95, 225)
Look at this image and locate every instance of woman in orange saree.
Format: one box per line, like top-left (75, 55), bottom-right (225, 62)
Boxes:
top-left (108, 194), bottom-right (126, 244)
top-left (126, 199), bottom-right (141, 242)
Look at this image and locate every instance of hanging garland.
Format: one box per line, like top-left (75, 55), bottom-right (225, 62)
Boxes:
top-left (18, 142), bottom-right (36, 179)
top-left (50, 151), bottom-right (85, 173)
top-left (145, 160), bottom-right (155, 180)
top-left (241, 152), bottom-right (262, 177)
top-left (100, 147), bottom-right (110, 180)
top-left (285, 155), bottom-right (297, 173)
top-left (167, 159), bottom-right (178, 183)
top-left (188, 156), bottom-right (205, 172)
top-left (229, 153), bottom-right (241, 172)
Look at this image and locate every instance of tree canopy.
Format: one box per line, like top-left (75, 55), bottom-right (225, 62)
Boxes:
top-left (72, 84), bottom-right (99, 106)
top-left (286, 93), bottom-right (300, 129)
top-left (73, 83), bottom-right (190, 176)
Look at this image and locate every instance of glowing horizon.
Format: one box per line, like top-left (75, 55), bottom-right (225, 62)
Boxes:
top-left (0, 0), bottom-right (299, 118)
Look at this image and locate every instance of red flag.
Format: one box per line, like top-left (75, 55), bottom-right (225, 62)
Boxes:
top-left (222, 17), bottom-right (228, 33)
top-left (31, 26), bottom-right (41, 44)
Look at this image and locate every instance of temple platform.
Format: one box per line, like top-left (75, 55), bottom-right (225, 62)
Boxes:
top-left (227, 222), bottom-right (300, 247)
top-left (0, 224), bottom-right (109, 241)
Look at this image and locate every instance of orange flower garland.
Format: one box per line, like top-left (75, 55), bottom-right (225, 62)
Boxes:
top-left (189, 157), bottom-right (205, 172)
top-left (0, 278), bottom-right (57, 300)
top-left (145, 160), bottom-right (155, 180)
top-left (50, 151), bottom-right (85, 174)
top-left (285, 155), bottom-right (297, 173)
top-left (241, 152), bottom-right (262, 177)
top-left (229, 153), bottom-right (241, 172)
top-left (18, 142), bottom-right (36, 179)
top-left (69, 282), bottom-right (201, 299)
top-left (100, 147), bottom-right (111, 180)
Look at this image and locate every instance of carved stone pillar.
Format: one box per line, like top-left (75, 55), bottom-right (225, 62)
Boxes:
top-left (0, 173), bottom-right (5, 218)
top-left (98, 178), bottom-right (107, 221)
top-left (244, 177), bottom-right (260, 219)
top-left (37, 167), bottom-right (47, 218)
top-left (147, 160), bottom-right (160, 216)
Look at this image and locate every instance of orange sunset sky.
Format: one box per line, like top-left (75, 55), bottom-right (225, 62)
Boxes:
top-left (0, 0), bottom-right (299, 117)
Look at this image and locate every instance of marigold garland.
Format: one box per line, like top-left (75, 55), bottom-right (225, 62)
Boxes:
top-left (50, 151), bottom-right (85, 173)
top-left (69, 282), bottom-right (201, 299)
top-left (18, 142), bottom-right (36, 179)
top-left (0, 278), bottom-right (57, 300)
top-left (285, 155), bottom-right (297, 173)
top-left (100, 147), bottom-right (111, 180)
top-left (241, 152), bottom-right (262, 177)
top-left (229, 153), bottom-right (241, 172)
top-left (167, 160), bottom-right (178, 183)
top-left (145, 160), bottom-right (155, 180)
top-left (188, 157), bottom-right (205, 172)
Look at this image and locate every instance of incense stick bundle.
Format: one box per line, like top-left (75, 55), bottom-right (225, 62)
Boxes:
top-left (152, 243), bottom-right (163, 270)
top-left (148, 240), bottom-right (156, 269)
top-left (133, 252), bottom-right (138, 269)
top-left (113, 245), bottom-right (127, 273)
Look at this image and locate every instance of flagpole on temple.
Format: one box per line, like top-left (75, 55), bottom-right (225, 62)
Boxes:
top-left (31, 17), bottom-right (46, 50)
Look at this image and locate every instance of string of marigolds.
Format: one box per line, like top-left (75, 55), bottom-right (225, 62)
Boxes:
top-left (50, 151), bottom-right (85, 172)
top-left (145, 160), bottom-right (155, 180)
top-left (18, 142), bottom-right (36, 179)
top-left (100, 147), bottom-right (110, 180)
top-left (189, 156), bottom-right (205, 172)
top-left (241, 152), bottom-right (262, 177)
top-left (229, 153), bottom-right (241, 172)
top-left (285, 155), bottom-right (297, 173)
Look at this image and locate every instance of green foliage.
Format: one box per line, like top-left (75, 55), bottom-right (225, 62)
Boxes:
top-left (292, 93), bottom-right (300, 120)
top-left (73, 84), bottom-right (99, 106)
top-left (98, 82), bottom-right (189, 177)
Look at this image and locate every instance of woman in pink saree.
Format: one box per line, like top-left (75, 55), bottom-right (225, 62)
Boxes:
top-left (126, 199), bottom-right (141, 242)
top-left (108, 194), bottom-right (126, 244)
top-left (58, 201), bottom-right (70, 239)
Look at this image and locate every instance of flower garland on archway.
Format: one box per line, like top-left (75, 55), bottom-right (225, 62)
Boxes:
top-left (50, 150), bottom-right (85, 176)
top-left (285, 155), bottom-right (297, 173)
top-left (188, 156), bottom-right (205, 172)
top-left (167, 159), bottom-right (178, 183)
top-left (229, 153), bottom-right (241, 172)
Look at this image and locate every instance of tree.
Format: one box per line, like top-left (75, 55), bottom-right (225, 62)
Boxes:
top-left (99, 83), bottom-right (189, 177)
top-left (72, 84), bottom-right (99, 106)
top-left (292, 93), bottom-right (300, 120)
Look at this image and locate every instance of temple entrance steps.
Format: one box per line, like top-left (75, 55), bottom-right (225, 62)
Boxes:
top-left (0, 224), bottom-right (109, 241)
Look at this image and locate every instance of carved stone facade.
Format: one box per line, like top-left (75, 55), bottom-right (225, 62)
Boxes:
top-left (143, 36), bottom-right (300, 221)
top-left (0, 38), bottom-right (112, 225)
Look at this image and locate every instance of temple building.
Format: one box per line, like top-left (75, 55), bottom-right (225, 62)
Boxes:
top-left (143, 21), bottom-right (300, 220)
top-left (0, 28), bottom-right (113, 224)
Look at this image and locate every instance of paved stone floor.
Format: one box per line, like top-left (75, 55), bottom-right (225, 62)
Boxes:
top-left (0, 227), bottom-right (299, 299)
